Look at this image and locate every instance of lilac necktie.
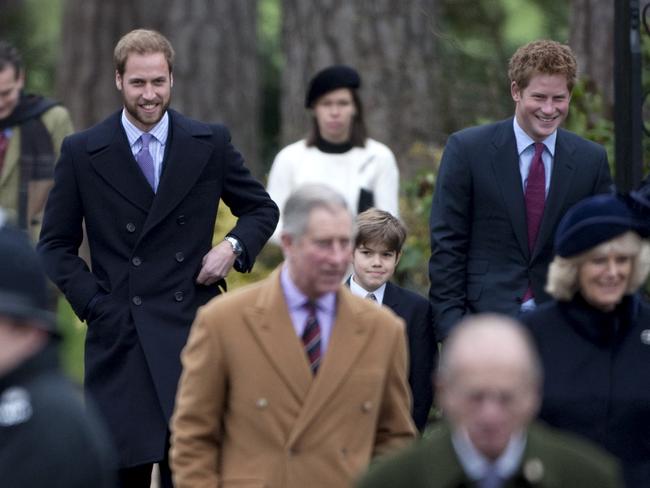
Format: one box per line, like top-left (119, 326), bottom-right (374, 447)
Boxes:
top-left (523, 142), bottom-right (546, 301)
top-left (136, 133), bottom-right (155, 191)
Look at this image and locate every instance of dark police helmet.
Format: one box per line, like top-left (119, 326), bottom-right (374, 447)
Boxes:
top-left (0, 215), bottom-right (56, 332)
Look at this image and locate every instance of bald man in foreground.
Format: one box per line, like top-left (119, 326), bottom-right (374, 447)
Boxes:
top-left (356, 314), bottom-right (623, 488)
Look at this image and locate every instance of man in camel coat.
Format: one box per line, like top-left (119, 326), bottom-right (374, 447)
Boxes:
top-left (171, 184), bottom-right (416, 488)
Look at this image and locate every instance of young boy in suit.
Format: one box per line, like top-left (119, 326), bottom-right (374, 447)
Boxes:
top-left (349, 208), bottom-right (437, 432)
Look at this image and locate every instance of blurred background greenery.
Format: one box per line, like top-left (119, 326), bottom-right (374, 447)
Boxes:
top-left (2, 0), bottom-right (647, 381)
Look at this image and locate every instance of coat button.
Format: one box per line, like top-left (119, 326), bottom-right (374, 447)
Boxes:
top-left (132, 296), bottom-right (142, 306)
top-left (361, 401), bottom-right (373, 412)
top-left (132, 256), bottom-right (142, 266)
top-left (175, 252), bottom-right (185, 263)
top-left (176, 215), bottom-right (186, 225)
top-left (255, 398), bottom-right (269, 409)
top-left (126, 222), bottom-right (136, 233)
top-left (174, 291), bottom-right (184, 302)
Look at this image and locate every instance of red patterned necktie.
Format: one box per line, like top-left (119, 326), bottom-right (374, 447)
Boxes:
top-left (0, 131), bottom-right (8, 177)
top-left (302, 301), bottom-right (321, 374)
top-left (523, 142), bottom-right (546, 301)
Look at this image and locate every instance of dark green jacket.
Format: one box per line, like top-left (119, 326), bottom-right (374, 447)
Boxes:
top-left (356, 421), bottom-right (623, 488)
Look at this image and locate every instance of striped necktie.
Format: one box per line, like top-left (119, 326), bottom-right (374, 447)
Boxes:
top-left (302, 301), bottom-right (321, 374)
top-left (366, 293), bottom-right (377, 302)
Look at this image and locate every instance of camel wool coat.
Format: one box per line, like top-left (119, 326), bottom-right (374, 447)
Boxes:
top-left (170, 267), bottom-right (416, 488)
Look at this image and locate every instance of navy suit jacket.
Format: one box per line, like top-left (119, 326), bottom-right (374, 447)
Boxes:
top-left (347, 278), bottom-right (437, 432)
top-left (429, 118), bottom-right (612, 340)
top-left (38, 109), bottom-right (278, 466)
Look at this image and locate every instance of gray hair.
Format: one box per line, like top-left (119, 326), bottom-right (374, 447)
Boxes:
top-left (546, 231), bottom-right (650, 300)
top-left (281, 184), bottom-right (349, 238)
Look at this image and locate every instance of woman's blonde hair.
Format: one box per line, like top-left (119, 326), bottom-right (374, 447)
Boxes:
top-left (546, 231), bottom-right (650, 301)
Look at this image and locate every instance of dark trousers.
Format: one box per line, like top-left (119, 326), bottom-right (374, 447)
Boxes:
top-left (118, 458), bottom-right (173, 488)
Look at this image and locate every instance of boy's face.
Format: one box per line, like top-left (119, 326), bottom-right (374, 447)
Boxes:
top-left (352, 242), bottom-right (400, 292)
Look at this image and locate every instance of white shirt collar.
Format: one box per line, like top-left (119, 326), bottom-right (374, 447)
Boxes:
top-left (513, 117), bottom-right (556, 157)
top-left (452, 427), bottom-right (527, 481)
top-left (121, 109), bottom-right (169, 147)
top-left (349, 275), bottom-right (386, 304)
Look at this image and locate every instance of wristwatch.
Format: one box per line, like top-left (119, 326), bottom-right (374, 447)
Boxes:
top-left (224, 236), bottom-right (243, 256)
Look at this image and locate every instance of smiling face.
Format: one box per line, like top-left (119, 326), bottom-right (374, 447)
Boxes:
top-left (115, 51), bottom-right (172, 131)
top-left (352, 242), bottom-right (400, 292)
top-left (312, 88), bottom-right (357, 144)
top-left (512, 72), bottom-right (570, 142)
top-left (578, 249), bottom-right (633, 311)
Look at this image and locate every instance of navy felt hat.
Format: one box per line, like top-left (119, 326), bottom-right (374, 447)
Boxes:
top-left (624, 182), bottom-right (650, 237)
top-left (305, 65), bottom-right (361, 108)
top-left (0, 220), bottom-right (56, 331)
top-left (554, 193), bottom-right (639, 258)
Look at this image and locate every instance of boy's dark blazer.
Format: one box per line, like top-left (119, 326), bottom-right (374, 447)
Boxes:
top-left (347, 278), bottom-right (437, 431)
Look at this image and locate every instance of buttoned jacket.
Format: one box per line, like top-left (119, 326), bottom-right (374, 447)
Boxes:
top-left (38, 109), bottom-right (278, 467)
top-left (429, 118), bottom-right (612, 339)
top-left (171, 268), bottom-right (416, 488)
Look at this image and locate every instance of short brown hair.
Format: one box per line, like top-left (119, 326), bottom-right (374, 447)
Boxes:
top-left (354, 208), bottom-right (406, 253)
top-left (113, 29), bottom-right (175, 76)
top-left (508, 39), bottom-right (577, 92)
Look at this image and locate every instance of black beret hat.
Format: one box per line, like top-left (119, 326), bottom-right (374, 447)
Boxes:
top-left (305, 65), bottom-right (361, 108)
top-left (0, 221), bottom-right (56, 332)
top-left (554, 193), bottom-right (639, 258)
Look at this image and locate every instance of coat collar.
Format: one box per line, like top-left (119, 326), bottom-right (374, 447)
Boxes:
top-left (244, 267), bottom-right (374, 442)
top-left (87, 109), bottom-right (214, 238)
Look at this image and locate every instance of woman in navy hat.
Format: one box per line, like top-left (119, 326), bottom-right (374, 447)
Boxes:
top-left (266, 65), bottom-right (399, 243)
top-left (521, 193), bottom-right (650, 488)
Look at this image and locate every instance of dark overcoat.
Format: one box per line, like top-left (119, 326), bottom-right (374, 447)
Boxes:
top-left (428, 117), bottom-right (612, 339)
top-left (522, 294), bottom-right (650, 488)
top-left (38, 109), bottom-right (279, 467)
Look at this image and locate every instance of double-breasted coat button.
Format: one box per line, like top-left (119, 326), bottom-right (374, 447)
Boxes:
top-left (174, 291), bottom-right (184, 302)
top-left (132, 296), bottom-right (142, 306)
top-left (361, 401), bottom-right (373, 412)
top-left (126, 222), bottom-right (136, 233)
top-left (175, 252), bottom-right (185, 263)
top-left (523, 458), bottom-right (544, 483)
top-left (255, 398), bottom-right (269, 409)
top-left (176, 215), bottom-right (186, 225)
top-left (132, 256), bottom-right (142, 267)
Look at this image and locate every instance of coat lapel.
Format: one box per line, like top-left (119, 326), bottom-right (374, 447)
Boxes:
top-left (532, 130), bottom-right (576, 260)
top-left (288, 288), bottom-right (371, 444)
top-left (382, 282), bottom-right (401, 312)
top-left (88, 112), bottom-right (154, 212)
top-left (490, 119), bottom-right (530, 260)
top-left (140, 110), bottom-right (213, 236)
top-left (244, 268), bottom-right (313, 403)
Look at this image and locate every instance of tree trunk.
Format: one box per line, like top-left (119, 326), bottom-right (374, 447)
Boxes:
top-left (57, 0), bottom-right (261, 176)
top-left (280, 0), bottom-right (440, 178)
top-left (569, 0), bottom-right (615, 115)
